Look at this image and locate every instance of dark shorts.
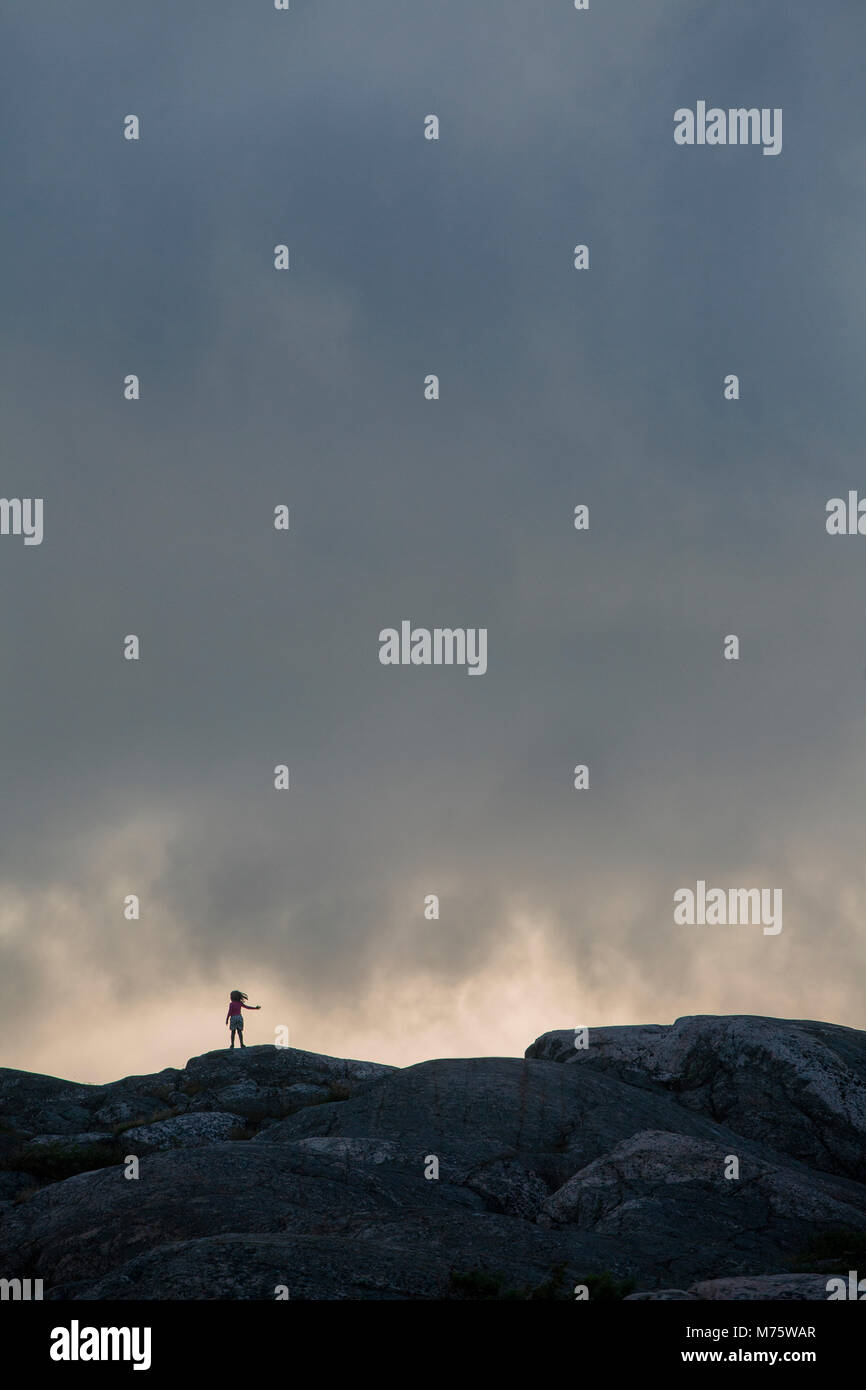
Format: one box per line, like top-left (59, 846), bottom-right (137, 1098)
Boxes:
top-left (229, 1015), bottom-right (243, 1030)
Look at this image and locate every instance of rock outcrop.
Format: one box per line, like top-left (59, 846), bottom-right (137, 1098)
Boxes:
top-left (1, 1016), bottom-right (864, 1300)
top-left (526, 1015), bottom-right (866, 1178)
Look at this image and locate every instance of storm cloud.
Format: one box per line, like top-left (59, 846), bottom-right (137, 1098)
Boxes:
top-left (1, 0), bottom-right (865, 1081)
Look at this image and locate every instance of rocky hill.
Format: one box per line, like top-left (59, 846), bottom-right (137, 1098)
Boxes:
top-left (2, 1015), bottom-right (865, 1300)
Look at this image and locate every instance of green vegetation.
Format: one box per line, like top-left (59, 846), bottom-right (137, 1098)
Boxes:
top-left (788, 1227), bottom-right (866, 1273)
top-left (12, 1186), bottom-right (43, 1204)
top-left (0, 1139), bottom-right (126, 1184)
top-left (112, 1106), bottom-right (183, 1135)
top-left (447, 1263), bottom-right (635, 1301)
top-left (227, 1124), bottom-right (260, 1141)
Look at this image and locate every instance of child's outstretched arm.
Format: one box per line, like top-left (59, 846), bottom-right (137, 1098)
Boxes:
top-left (241, 1002), bottom-right (261, 1010)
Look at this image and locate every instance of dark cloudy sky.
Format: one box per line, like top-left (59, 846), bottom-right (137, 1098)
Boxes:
top-left (2, 1), bottom-right (865, 1083)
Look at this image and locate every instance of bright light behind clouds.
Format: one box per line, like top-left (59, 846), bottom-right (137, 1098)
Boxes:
top-left (2, 1), bottom-right (866, 1084)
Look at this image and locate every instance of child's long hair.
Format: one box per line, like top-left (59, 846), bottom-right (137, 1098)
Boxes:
top-left (230, 990), bottom-right (248, 1003)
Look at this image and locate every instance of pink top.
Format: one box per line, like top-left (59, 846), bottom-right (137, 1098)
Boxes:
top-left (227, 1000), bottom-right (253, 1016)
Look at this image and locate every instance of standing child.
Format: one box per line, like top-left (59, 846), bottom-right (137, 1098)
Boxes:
top-left (226, 990), bottom-right (261, 1048)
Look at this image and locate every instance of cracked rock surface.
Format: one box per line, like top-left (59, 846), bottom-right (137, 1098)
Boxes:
top-left (1, 1016), bottom-right (863, 1299)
